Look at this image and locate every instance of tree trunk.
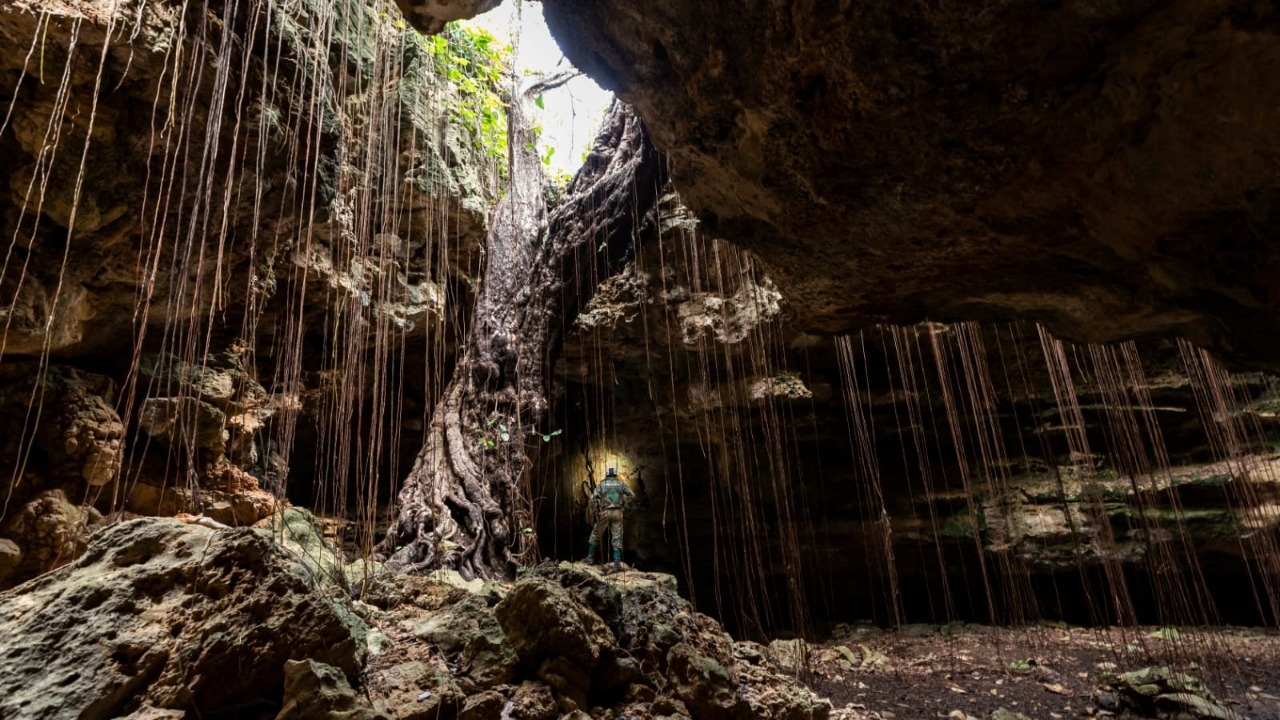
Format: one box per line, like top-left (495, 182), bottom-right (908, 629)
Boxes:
top-left (379, 96), bottom-right (666, 579)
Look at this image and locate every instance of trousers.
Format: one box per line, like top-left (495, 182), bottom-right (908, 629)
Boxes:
top-left (588, 508), bottom-right (625, 554)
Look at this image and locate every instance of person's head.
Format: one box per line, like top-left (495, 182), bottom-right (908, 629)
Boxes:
top-left (606, 466), bottom-right (617, 477)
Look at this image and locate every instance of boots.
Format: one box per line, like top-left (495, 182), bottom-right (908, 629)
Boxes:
top-left (612, 549), bottom-right (623, 573)
top-left (582, 543), bottom-right (597, 565)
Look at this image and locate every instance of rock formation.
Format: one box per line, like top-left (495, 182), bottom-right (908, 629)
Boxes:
top-left (534, 0), bottom-right (1280, 368)
top-left (0, 517), bottom-right (368, 719)
top-left (1, 2), bottom-right (1280, 716)
top-left (0, 512), bottom-right (831, 719)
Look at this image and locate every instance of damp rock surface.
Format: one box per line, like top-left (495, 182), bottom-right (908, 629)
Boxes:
top-left (0, 517), bottom-right (367, 720)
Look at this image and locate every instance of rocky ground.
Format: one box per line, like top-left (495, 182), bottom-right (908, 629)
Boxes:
top-left (801, 623), bottom-right (1280, 720)
top-left (0, 510), bottom-right (830, 720)
top-left (2, 507), bottom-right (1279, 720)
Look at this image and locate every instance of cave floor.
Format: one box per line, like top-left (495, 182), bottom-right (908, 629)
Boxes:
top-left (805, 624), bottom-right (1280, 720)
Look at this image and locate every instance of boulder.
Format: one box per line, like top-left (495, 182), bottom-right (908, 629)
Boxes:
top-left (125, 482), bottom-right (197, 518)
top-left (666, 642), bottom-right (748, 719)
top-left (457, 690), bottom-right (506, 720)
top-left (361, 562), bottom-right (828, 720)
top-left (0, 517), bottom-right (367, 719)
top-left (508, 681), bottom-right (557, 720)
top-left (0, 364), bottom-right (123, 487)
top-left (0, 488), bottom-right (99, 587)
top-left (411, 593), bottom-right (518, 688)
top-left (258, 507), bottom-right (351, 588)
top-left (494, 575), bottom-right (614, 672)
top-left (766, 639), bottom-right (808, 672)
top-left (276, 659), bottom-right (382, 720)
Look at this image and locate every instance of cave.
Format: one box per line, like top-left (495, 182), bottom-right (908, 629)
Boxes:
top-left (1, 0), bottom-right (1279, 717)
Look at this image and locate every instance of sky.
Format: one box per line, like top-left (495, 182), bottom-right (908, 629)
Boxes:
top-left (466, 1), bottom-right (612, 175)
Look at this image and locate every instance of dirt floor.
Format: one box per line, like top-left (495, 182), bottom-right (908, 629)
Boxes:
top-left (802, 624), bottom-right (1280, 720)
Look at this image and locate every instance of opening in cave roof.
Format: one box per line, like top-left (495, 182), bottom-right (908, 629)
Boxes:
top-left (468, 0), bottom-right (612, 175)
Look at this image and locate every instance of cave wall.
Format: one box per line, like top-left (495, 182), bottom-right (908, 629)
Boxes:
top-left (538, 214), bottom-right (1280, 635)
top-left (0, 0), bottom-right (498, 586)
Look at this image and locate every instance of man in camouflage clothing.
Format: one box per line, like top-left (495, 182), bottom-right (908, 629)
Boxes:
top-left (583, 466), bottom-right (635, 572)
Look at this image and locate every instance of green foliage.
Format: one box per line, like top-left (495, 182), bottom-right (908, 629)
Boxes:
top-left (420, 23), bottom-right (510, 163)
top-left (475, 415), bottom-right (513, 451)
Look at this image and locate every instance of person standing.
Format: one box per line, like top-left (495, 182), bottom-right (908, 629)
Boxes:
top-left (583, 466), bottom-right (635, 572)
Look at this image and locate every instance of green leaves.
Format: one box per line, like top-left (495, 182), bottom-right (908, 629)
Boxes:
top-left (421, 23), bottom-right (511, 162)
top-left (476, 416), bottom-right (561, 448)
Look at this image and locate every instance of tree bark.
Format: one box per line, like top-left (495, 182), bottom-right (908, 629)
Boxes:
top-left (379, 96), bottom-right (666, 579)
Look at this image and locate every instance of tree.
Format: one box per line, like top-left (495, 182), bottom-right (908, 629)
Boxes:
top-left (378, 89), bottom-right (666, 579)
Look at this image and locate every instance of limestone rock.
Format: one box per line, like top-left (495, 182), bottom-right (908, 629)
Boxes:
top-left (366, 660), bottom-right (466, 720)
top-left (126, 482), bottom-right (197, 518)
top-left (137, 396), bottom-right (228, 454)
top-left (494, 575), bottom-right (614, 673)
top-left (0, 0), bottom-right (492, 386)
top-left (0, 517), bottom-right (367, 719)
top-left (0, 278), bottom-right (98, 356)
top-left (766, 638), bottom-right (808, 672)
top-left (258, 507), bottom-right (351, 589)
top-left (276, 659), bottom-right (382, 720)
top-left (0, 489), bottom-right (98, 587)
top-left (0, 364), bottom-right (122, 487)
top-left (392, 0), bottom-right (500, 35)
top-left (412, 593), bottom-right (518, 688)
top-left (366, 563), bottom-right (827, 720)
top-left (537, 0), bottom-right (1280, 368)
top-left (118, 705), bottom-right (187, 720)
top-left (1155, 693), bottom-right (1236, 720)
top-left (736, 642), bottom-right (831, 720)
top-left (525, 564), bottom-right (827, 719)
top-left (508, 681), bottom-right (557, 720)
top-left (666, 641), bottom-right (748, 719)
top-left (137, 352), bottom-right (288, 472)
top-left (457, 690), bottom-right (506, 720)
top-left (0, 538), bottom-right (21, 584)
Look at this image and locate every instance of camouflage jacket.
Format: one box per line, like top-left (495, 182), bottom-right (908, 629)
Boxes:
top-left (592, 476), bottom-right (635, 511)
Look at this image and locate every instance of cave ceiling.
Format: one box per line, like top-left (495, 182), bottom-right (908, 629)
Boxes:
top-left (455, 0), bottom-right (1280, 367)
